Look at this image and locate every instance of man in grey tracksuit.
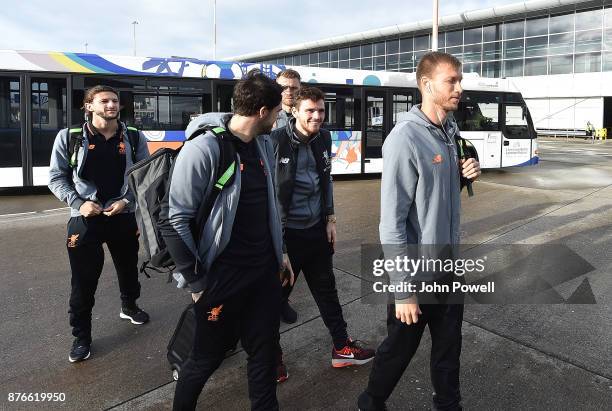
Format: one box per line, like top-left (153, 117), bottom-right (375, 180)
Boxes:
top-left (48, 85), bottom-right (150, 364)
top-left (163, 72), bottom-right (293, 411)
top-left (358, 52), bottom-right (481, 411)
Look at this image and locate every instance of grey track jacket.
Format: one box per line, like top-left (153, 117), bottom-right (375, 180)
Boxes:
top-left (166, 113), bottom-right (284, 293)
top-left (48, 122), bottom-right (149, 217)
top-left (380, 105), bottom-right (462, 300)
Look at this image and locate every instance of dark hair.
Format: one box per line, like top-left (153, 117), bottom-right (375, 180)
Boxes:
top-left (233, 70), bottom-right (283, 116)
top-left (82, 85), bottom-right (119, 112)
top-left (277, 68), bottom-right (301, 81)
top-left (294, 86), bottom-right (325, 109)
top-left (416, 52), bottom-right (462, 89)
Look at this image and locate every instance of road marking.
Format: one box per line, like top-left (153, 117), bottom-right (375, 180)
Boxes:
top-left (0, 207), bottom-right (69, 220)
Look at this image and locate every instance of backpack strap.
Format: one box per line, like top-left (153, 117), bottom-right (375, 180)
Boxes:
top-left (67, 125), bottom-right (84, 168)
top-left (126, 126), bottom-right (140, 164)
top-left (193, 126), bottom-right (237, 235)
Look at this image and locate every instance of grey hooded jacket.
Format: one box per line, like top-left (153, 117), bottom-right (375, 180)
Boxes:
top-left (379, 105), bottom-right (462, 300)
top-left (48, 122), bottom-right (150, 217)
top-left (166, 113), bottom-right (284, 293)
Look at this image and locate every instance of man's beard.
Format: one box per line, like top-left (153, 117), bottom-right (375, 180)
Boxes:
top-left (94, 111), bottom-right (119, 121)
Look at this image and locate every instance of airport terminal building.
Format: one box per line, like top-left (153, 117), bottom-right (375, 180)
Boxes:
top-left (231, 0), bottom-right (612, 132)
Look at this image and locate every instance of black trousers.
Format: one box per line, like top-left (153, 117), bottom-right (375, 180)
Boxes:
top-left (282, 223), bottom-right (348, 347)
top-left (66, 213), bottom-right (141, 341)
top-left (358, 303), bottom-right (464, 411)
top-left (173, 263), bottom-right (281, 411)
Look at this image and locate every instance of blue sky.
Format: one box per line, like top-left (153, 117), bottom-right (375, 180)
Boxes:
top-left (0, 0), bottom-right (518, 60)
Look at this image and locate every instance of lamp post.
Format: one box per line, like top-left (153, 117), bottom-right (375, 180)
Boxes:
top-left (432, 0), bottom-right (439, 51)
top-left (213, 0), bottom-right (217, 60)
top-left (85, 42), bottom-right (88, 53)
top-left (132, 20), bottom-right (139, 56)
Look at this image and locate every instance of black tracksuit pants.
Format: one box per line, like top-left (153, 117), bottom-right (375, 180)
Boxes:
top-left (281, 223), bottom-right (348, 347)
top-left (66, 213), bottom-right (141, 342)
top-left (358, 303), bottom-right (464, 411)
top-left (173, 263), bottom-right (281, 411)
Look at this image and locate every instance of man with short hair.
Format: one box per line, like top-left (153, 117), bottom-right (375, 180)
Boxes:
top-left (163, 71), bottom-right (293, 411)
top-left (357, 52), bottom-right (481, 411)
top-left (274, 68), bottom-right (301, 132)
top-left (271, 86), bottom-right (375, 383)
top-left (48, 85), bottom-right (150, 363)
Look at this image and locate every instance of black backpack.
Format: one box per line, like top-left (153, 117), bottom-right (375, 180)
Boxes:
top-left (67, 124), bottom-right (139, 168)
top-left (455, 135), bottom-right (478, 196)
top-left (127, 126), bottom-right (237, 278)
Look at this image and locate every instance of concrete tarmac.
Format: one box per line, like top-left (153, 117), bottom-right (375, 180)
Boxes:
top-left (0, 139), bottom-right (610, 410)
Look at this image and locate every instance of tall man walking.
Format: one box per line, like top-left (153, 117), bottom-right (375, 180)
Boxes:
top-left (358, 52), bottom-right (481, 411)
top-left (163, 71), bottom-right (293, 411)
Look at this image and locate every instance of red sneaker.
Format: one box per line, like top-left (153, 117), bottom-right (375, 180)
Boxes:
top-left (277, 354), bottom-right (289, 383)
top-left (331, 338), bottom-right (375, 368)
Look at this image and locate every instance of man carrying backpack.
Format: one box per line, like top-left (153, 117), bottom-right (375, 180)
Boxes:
top-left (48, 85), bottom-right (150, 364)
top-left (163, 71), bottom-right (293, 411)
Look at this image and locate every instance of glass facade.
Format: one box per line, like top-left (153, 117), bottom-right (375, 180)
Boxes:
top-left (257, 5), bottom-right (612, 78)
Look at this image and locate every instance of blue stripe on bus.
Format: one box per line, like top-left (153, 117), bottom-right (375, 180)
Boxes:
top-left (66, 53), bottom-right (112, 73)
top-left (76, 54), bottom-right (145, 75)
top-left (513, 156), bottom-right (539, 166)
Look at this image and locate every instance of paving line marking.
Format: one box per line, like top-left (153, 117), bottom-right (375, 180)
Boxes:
top-left (0, 207), bottom-right (69, 221)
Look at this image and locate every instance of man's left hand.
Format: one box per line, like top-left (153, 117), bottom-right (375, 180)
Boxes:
top-left (103, 200), bottom-right (127, 216)
top-left (460, 158), bottom-right (481, 181)
top-left (280, 253), bottom-right (295, 287)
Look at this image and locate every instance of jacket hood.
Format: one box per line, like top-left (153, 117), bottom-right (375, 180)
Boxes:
top-left (185, 112), bottom-right (232, 138)
top-left (399, 105), bottom-right (458, 139)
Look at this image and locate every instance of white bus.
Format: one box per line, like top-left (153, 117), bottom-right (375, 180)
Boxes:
top-left (0, 49), bottom-right (537, 188)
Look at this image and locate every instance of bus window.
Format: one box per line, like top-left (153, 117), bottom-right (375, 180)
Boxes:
top-left (0, 78), bottom-right (21, 168)
top-left (392, 93), bottom-right (413, 126)
top-left (31, 78), bottom-right (66, 167)
top-left (321, 88), bottom-right (357, 130)
top-left (504, 105), bottom-right (530, 138)
top-left (133, 94), bottom-right (203, 130)
top-left (455, 92), bottom-right (500, 131)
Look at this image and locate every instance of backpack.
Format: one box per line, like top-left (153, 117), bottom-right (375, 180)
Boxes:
top-left (67, 124), bottom-right (139, 168)
top-left (455, 135), bottom-right (478, 196)
top-left (127, 126), bottom-right (237, 278)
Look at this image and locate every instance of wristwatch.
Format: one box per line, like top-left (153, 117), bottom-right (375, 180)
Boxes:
top-left (326, 214), bottom-right (337, 223)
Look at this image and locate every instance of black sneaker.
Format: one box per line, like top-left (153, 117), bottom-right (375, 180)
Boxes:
top-left (69, 338), bottom-right (91, 363)
top-left (280, 300), bottom-right (297, 324)
top-left (332, 338), bottom-right (375, 368)
top-left (120, 305), bottom-right (150, 325)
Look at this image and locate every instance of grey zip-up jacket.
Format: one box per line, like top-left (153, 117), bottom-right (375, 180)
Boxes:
top-left (380, 105), bottom-right (462, 301)
top-left (165, 113), bottom-right (284, 293)
top-left (48, 122), bottom-right (149, 217)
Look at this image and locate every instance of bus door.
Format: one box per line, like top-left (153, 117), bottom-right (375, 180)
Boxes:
top-left (363, 89), bottom-right (386, 173)
top-left (501, 98), bottom-right (534, 167)
top-left (29, 76), bottom-right (68, 186)
top-left (0, 74), bottom-right (24, 187)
